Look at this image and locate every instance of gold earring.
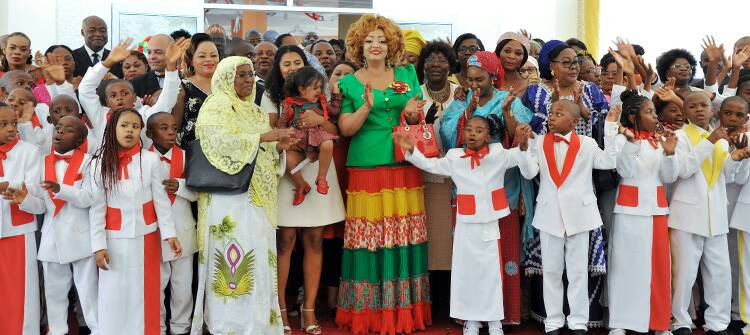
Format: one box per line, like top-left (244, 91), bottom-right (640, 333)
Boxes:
top-left (551, 69), bottom-right (555, 76)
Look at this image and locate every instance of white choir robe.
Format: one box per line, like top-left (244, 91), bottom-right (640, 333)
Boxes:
top-left (406, 143), bottom-right (524, 322)
top-left (19, 122), bottom-right (101, 156)
top-left (729, 156), bottom-right (750, 332)
top-left (151, 146), bottom-right (198, 335)
top-left (29, 149), bottom-right (100, 335)
top-left (669, 126), bottom-right (740, 332)
top-left (516, 122), bottom-right (617, 332)
top-left (607, 137), bottom-right (680, 333)
top-left (0, 139), bottom-right (44, 335)
top-left (82, 149), bottom-right (178, 335)
top-left (79, 62), bottom-right (180, 142)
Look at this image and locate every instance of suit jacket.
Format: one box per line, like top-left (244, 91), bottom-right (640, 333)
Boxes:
top-left (130, 71), bottom-right (161, 97)
top-left (518, 124), bottom-right (618, 237)
top-left (71, 46), bottom-right (123, 78)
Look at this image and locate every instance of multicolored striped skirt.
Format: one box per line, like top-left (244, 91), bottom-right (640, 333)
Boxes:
top-left (336, 165), bottom-right (432, 335)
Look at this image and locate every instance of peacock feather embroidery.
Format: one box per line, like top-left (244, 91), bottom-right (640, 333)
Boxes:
top-left (211, 239), bottom-right (255, 300)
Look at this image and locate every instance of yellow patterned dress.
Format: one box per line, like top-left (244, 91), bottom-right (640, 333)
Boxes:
top-left (189, 56), bottom-right (284, 335)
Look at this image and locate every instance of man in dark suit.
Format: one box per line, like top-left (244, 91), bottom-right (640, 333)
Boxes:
top-left (130, 34), bottom-right (174, 97)
top-left (72, 16), bottom-right (122, 78)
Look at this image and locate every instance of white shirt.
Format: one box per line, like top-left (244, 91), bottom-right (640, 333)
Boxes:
top-left (84, 45), bottom-right (104, 65)
top-left (553, 131), bottom-right (573, 173)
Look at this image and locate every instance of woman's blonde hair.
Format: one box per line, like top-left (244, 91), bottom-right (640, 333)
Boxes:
top-left (345, 15), bottom-right (403, 68)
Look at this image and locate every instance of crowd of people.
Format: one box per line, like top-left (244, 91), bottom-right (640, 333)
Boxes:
top-left (1, 11), bottom-right (750, 335)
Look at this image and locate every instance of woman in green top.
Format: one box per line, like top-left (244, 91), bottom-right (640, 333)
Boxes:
top-left (335, 15), bottom-right (432, 335)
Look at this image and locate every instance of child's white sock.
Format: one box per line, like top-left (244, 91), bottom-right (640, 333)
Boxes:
top-left (488, 320), bottom-right (503, 335)
top-left (463, 320), bottom-right (480, 335)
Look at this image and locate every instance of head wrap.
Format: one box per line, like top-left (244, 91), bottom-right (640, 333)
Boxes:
top-left (496, 32), bottom-right (530, 71)
top-left (525, 56), bottom-right (539, 70)
top-left (467, 51), bottom-right (504, 88)
top-left (538, 39), bottom-right (569, 80)
top-left (402, 29), bottom-right (427, 55)
top-left (195, 56), bottom-right (280, 229)
top-left (263, 30), bottom-right (280, 43)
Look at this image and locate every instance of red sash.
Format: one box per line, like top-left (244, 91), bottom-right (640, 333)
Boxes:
top-left (44, 149), bottom-right (85, 216)
top-left (149, 145), bottom-right (184, 204)
top-left (0, 137), bottom-right (20, 177)
top-left (542, 132), bottom-right (580, 188)
top-left (30, 113), bottom-right (42, 129)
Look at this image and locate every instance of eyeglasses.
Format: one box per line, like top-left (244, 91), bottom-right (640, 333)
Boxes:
top-left (671, 63), bottom-right (694, 71)
top-left (424, 55), bottom-right (449, 65)
top-left (551, 60), bottom-right (579, 69)
top-left (519, 67), bottom-right (537, 79)
top-left (457, 46), bottom-right (480, 53)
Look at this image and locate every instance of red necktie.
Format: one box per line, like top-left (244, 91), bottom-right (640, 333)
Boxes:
top-left (117, 144), bottom-right (142, 180)
top-left (460, 145), bottom-right (490, 169)
top-left (0, 137), bottom-right (20, 177)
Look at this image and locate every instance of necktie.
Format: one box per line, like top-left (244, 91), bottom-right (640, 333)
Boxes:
top-left (460, 146), bottom-right (490, 169)
top-left (92, 53), bottom-right (99, 65)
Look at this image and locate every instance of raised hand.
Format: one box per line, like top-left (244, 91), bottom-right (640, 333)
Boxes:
top-left (142, 94), bottom-right (156, 107)
top-left (606, 103), bottom-right (623, 123)
top-left (655, 86), bottom-right (680, 103)
top-left (613, 37), bottom-right (637, 60)
top-left (102, 38), bottom-right (134, 68)
top-left (501, 86), bottom-right (517, 112)
top-left (732, 147), bottom-right (750, 161)
top-left (18, 101), bottom-right (35, 123)
top-left (515, 124), bottom-right (534, 151)
top-left (166, 38), bottom-right (191, 71)
top-left (454, 86), bottom-right (468, 101)
top-left (708, 126), bottom-right (729, 144)
top-left (701, 35), bottom-right (724, 64)
top-left (519, 29), bottom-right (532, 40)
top-left (469, 87), bottom-right (481, 108)
top-left (3, 183), bottom-right (28, 204)
top-left (404, 95), bottom-right (426, 121)
top-left (732, 46), bottom-right (750, 69)
top-left (363, 82), bottom-right (374, 109)
top-left (609, 48), bottom-right (634, 75)
top-left (41, 180), bottom-right (61, 193)
top-left (660, 131), bottom-right (678, 156)
top-left (393, 132), bottom-right (415, 152)
top-left (550, 79), bottom-right (560, 102)
top-left (95, 249), bottom-right (110, 270)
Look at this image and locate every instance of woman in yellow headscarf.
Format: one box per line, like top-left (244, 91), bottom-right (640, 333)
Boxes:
top-left (402, 29), bottom-right (426, 66)
top-left (190, 56), bottom-right (296, 335)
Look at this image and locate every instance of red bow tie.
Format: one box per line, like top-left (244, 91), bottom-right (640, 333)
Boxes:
top-left (460, 146), bottom-right (489, 169)
top-left (553, 135), bottom-right (569, 144)
top-left (160, 156), bottom-right (171, 163)
top-left (53, 153), bottom-right (73, 162)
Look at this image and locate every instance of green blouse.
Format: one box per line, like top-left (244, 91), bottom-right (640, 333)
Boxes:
top-left (339, 64), bottom-right (423, 167)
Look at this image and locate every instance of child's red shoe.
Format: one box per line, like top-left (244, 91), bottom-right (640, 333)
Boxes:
top-left (316, 178), bottom-right (329, 195)
top-left (293, 184), bottom-right (311, 206)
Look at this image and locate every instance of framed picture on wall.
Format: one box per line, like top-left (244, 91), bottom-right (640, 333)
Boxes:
top-left (111, 3), bottom-right (204, 46)
top-left (397, 22), bottom-right (452, 43)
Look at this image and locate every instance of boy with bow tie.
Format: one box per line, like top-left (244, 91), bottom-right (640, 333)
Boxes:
top-left (396, 115), bottom-right (525, 335)
top-left (32, 116), bottom-right (100, 335)
top-left (146, 112), bottom-right (197, 335)
top-left (516, 100), bottom-right (619, 335)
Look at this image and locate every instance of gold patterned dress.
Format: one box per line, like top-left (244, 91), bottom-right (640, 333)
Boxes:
top-left (190, 56), bottom-right (284, 335)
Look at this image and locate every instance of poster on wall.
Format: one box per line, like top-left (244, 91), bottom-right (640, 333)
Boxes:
top-left (398, 23), bottom-right (452, 43)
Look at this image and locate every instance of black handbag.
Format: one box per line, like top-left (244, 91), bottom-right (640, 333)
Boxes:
top-left (185, 140), bottom-right (256, 194)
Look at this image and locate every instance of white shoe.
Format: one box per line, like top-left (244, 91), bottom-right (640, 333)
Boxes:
top-left (608, 329), bottom-right (626, 335)
top-left (463, 320), bottom-right (481, 335)
top-left (488, 320), bottom-right (504, 335)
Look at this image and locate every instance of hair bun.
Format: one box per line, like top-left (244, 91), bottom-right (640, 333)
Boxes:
top-left (486, 114), bottom-right (504, 138)
top-left (619, 89), bottom-right (640, 104)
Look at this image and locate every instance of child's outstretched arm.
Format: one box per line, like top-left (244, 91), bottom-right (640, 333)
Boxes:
top-left (658, 131), bottom-right (681, 184)
top-left (80, 38), bottom-right (133, 135)
top-left (396, 132), bottom-right (452, 176)
top-left (515, 125), bottom-right (540, 179)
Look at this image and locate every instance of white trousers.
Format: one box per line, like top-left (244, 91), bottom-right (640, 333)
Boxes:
top-left (160, 255), bottom-right (194, 335)
top-left (670, 229), bottom-right (731, 331)
top-left (540, 230), bottom-right (590, 332)
top-left (42, 257), bottom-right (99, 335)
top-left (729, 229), bottom-right (741, 321)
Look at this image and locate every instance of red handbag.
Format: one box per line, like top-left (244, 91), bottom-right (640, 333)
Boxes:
top-left (392, 109), bottom-right (439, 162)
